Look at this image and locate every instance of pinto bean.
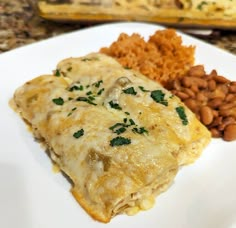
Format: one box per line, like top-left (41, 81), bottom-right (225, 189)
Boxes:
top-left (212, 110), bottom-right (219, 118)
top-left (192, 77), bottom-right (208, 89)
top-left (196, 93), bottom-right (207, 102)
top-left (218, 117), bottom-right (235, 131)
top-left (208, 98), bottom-right (224, 109)
top-left (219, 107), bottom-right (236, 118)
top-left (230, 81), bottom-right (236, 86)
top-left (225, 93), bottom-right (235, 102)
top-left (184, 98), bottom-right (198, 112)
top-left (200, 106), bottom-right (214, 125)
top-left (210, 128), bottom-right (222, 138)
top-left (208, 79), bottom-right (216, 91)
top-left (188, 65), bottom-right (205, 77)
top-left (172, 79), bottom-right (181, 90)
top-left (167, 65), bottom-right (236, 141)
top-left (183, 88), bottom-right (195, 98)
top-left (182, 77), bottom-right (192, 87)
top-left (191, 84), bottom-right (199, 93)
top-left (219, 102), bottom-right (236, 111)
top-left (223, 124), bottom-right (236, 141)
top-left (175, 91), bottom-right (189, 100)
top-left (213, 75), bottom-right (230, 84)
top-left (229, 85), bottom-right (236, 93)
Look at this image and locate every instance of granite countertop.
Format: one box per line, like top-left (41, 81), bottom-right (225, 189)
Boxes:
top-left (1, 0), bottom-right (236, 54)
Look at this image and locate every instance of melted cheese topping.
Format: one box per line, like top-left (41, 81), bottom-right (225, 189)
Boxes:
top-left (71, 0), bottom-right (236, 18)
top-left (13, 53), bottom-right (211, 223)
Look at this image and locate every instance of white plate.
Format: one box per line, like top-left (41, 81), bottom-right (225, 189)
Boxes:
top-left (1, 22), bottom-right (236, 228)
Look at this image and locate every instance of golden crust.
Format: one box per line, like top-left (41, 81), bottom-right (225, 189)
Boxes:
top-left (38, 1), bottom-right (236, 28)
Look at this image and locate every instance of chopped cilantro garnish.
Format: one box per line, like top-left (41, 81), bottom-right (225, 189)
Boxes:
top-left (86, 91), bottom-right (93, 95)
top-left (114, 127), bottom-right (127, 135)
top-left (97, 88), bottom-right (105, 95)
top-left (132, 127), bottom-right (148, 135)
top-left (109, 101), bottom-right (122, 110)
top-left (110, 124), bottom-right (126, 134)
top-left (123, 87), bottom-right (137, 95)
top-left (52, 97), bottom-right (64, 105)
top-left (73, 129), bottom-right (84, 139)
top-left (128, 119), bottom-right (135, 126)
top-left (68, 97), bottom-right (73, 101)
top-left (138, 86), bottom-right (150, 92)
top-left (88, 96), bottom-right (95, 101)
top-left (197, 1), bottom-right (208, 10)
top-left (151, 90), bottom-right (168, 106)
top-left (76, 97), bottom-right (97, 106)
top-left (176, 106), bottom-right (188, 125)
top-left (125, 112), bottom-right (130, 115)
top-left (110, 136), bottom-right (131, 147)
top-left (81, 57), bottom-right (99, 62)
top-left (54, 69), bottom-right (61, 77)
top-left (67, 107), bottom-right (77, 116)
top-left (69, 85), bottom-right (83, 91)
top-left (93, 80), bottom-right (103, 88)
top-left (109, 123), bottom-right (126, 131)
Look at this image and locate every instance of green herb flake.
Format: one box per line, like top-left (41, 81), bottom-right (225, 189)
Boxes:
top-left (109, 123), bottom-right (126, 131)
top-left (81, 57), bottom-right (99, 62)
top-left (88, 96), bottom-right (95, 101)
top-left (129, 119), bottom-right (135, 126)
top-left (176, 106), bottom-right (189, 125)
top-left (52, 97), bottom-right (64, 105)
top-left (93, 80), bottom-right (103, 88)
top-left (54, 69), bottom-right (61, 77)
top-left (69, 85), bottom-right (83, 91)
top-left (109, 101), bottom-right (122, 110)
top-left (110, 136), bottom-right (131, 147)
top-left (123, 87), bottom-right (137, 95)
top-left (138, 86), bottom-right (150, 92)
top-left (97, 88), bottom-right (105, 95)
top-left (73, 129), bottom-right (84, 139)
top-left (109, 122), bottom-right (128, 135)
top-left (132, 127), bottom-right (148, 135)
top-left (125, 112), bottom-right (130, 115)
top-left (86, 91), bottom-right (93, 95)
top-left (197, 1), bottom-right (208, 10)
top-left (76, 97), bottom-right (97, 106)
top-left (151, 90), bottom-right (168, 106)
top-left (114, 127), bottom-right (127, 135)
top-left (68, 97), bottom-right (73, 101)
top-left (124, 66), bottom-right (131, 70)
top-left (67, 106), bottom-right (77, 117)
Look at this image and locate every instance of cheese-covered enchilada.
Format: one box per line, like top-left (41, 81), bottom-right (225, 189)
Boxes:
top-left (13, 53), bottom-right (210, 222)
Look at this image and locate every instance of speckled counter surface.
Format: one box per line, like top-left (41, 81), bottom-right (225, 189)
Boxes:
top-left (1, 0), bottom-right (236, 54)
